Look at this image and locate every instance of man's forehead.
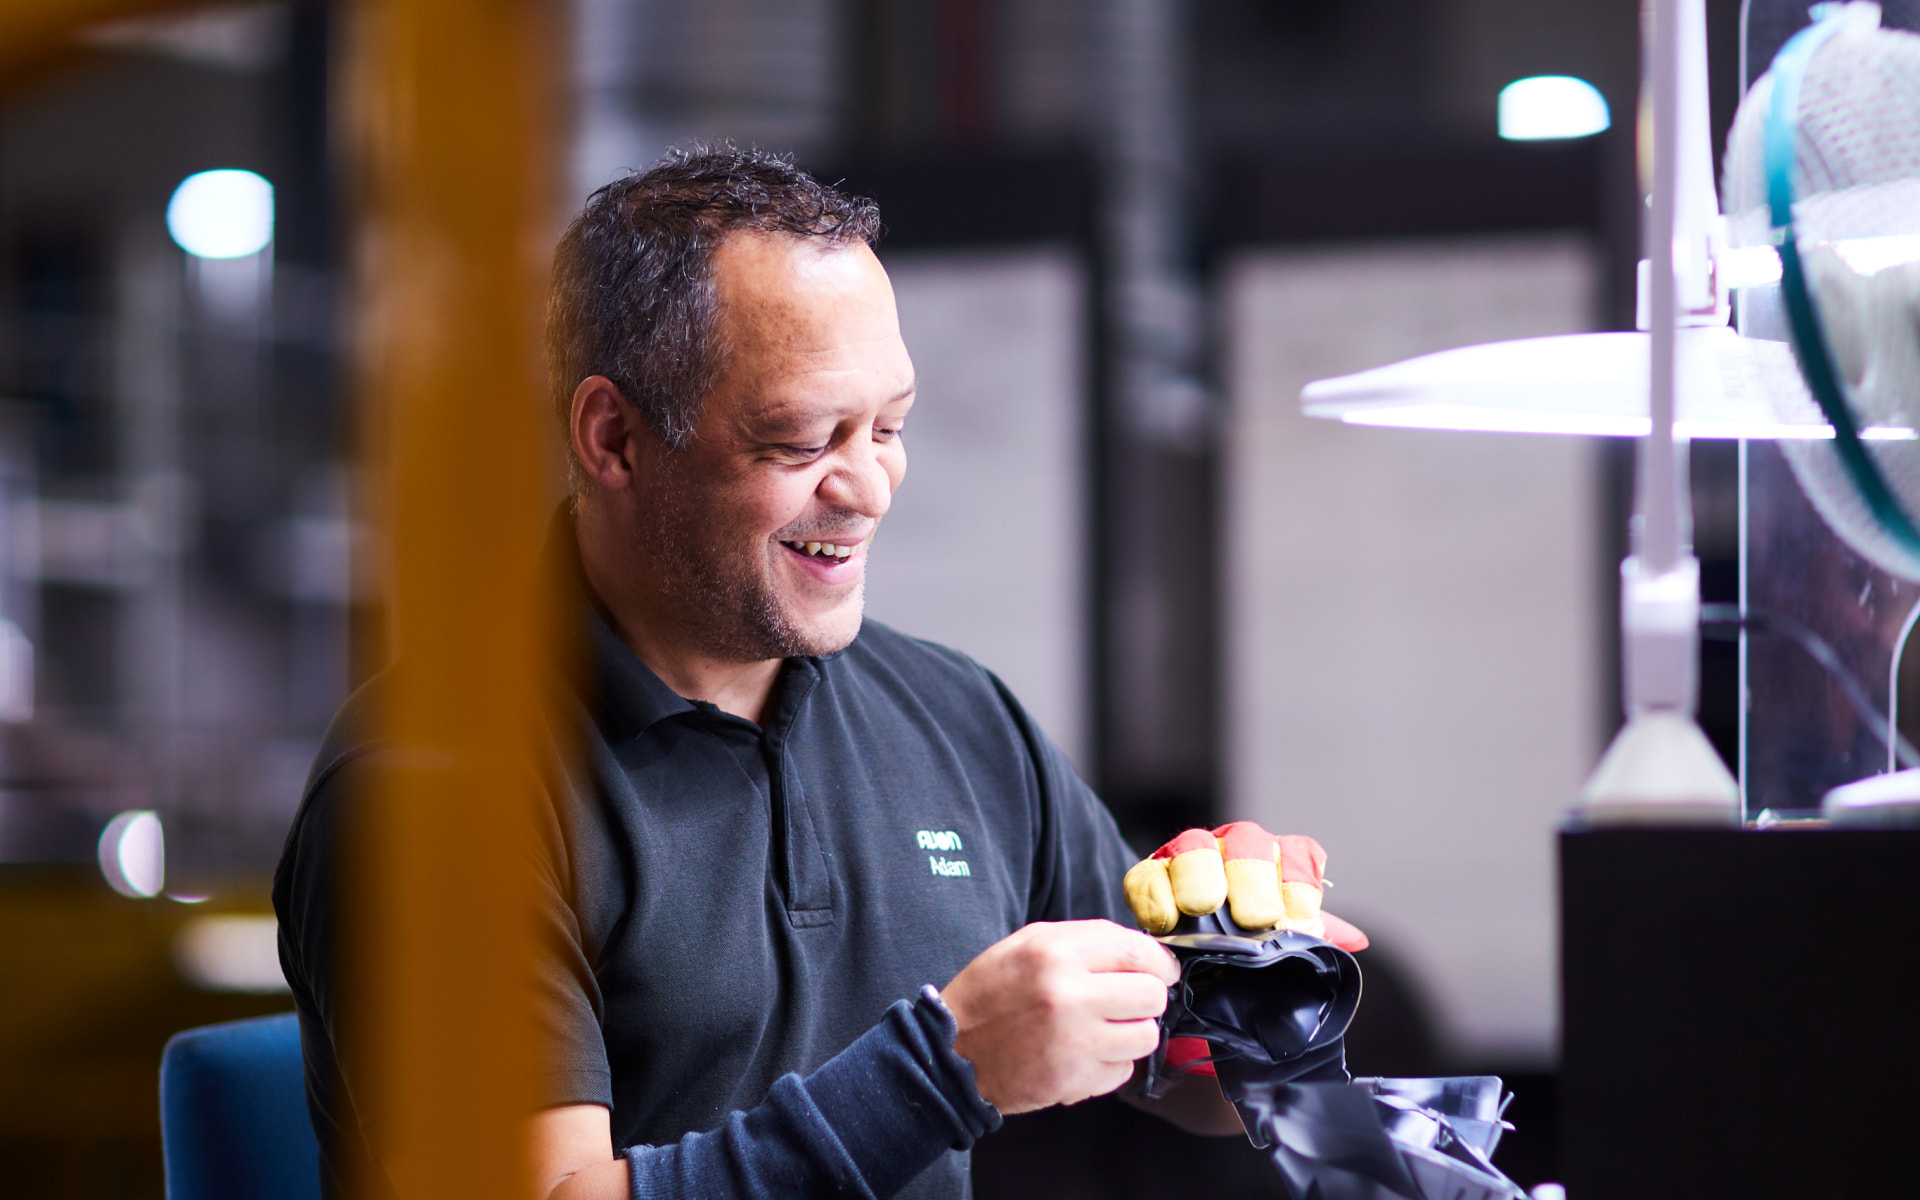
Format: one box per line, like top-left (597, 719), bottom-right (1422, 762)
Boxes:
top-left (702, 232), bottom-right (912, 418)
top-left (710, 230), bottom-right (888, 316)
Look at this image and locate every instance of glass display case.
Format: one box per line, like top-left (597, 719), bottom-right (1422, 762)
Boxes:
top-left (1734, 0), bottom-right (1920, 817)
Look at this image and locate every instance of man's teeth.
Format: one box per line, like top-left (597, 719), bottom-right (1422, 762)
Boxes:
top-left (785, 540), bottom-right (856, 559)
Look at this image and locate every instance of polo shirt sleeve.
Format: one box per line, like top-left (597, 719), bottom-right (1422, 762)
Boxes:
top-left (275, 746), bottom-right (614, 1171)
top-left (983, 673), bottom-right (1142, 928)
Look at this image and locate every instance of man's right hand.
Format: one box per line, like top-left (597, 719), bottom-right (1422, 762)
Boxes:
top-left (939, 919), bottom-right (1179, 1115)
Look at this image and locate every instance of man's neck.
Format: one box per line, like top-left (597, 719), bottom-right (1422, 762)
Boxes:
top-left (606, 618), bottom-right (783, 726)
top-left (574, 511), bottom-right (783, 726)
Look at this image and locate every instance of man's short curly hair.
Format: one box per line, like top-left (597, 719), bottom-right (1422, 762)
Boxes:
top-left (546, 144), bottom-right (882, 485)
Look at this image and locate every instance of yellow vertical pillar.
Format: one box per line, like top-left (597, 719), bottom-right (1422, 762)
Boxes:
top-left (343, 0), bottom-right (559, 1196)
top-left (1, 2), bottom-right (561, 1195)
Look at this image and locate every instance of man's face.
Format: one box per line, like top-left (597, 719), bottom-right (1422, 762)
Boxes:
top-left (631, 233), bottom-right (914, 662)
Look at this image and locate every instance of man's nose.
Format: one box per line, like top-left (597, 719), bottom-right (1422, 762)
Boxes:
top-left (819, 439), bottom-right (894, 519)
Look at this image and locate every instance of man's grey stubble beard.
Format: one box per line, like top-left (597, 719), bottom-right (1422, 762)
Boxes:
top-left (637, 471), bottom-right (864, 663)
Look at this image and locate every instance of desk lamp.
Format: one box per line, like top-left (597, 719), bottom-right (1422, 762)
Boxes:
top-left (1299, 1), bottom-right (1920, 823)
top-left (1303, 0), bottom-right (1742, 824)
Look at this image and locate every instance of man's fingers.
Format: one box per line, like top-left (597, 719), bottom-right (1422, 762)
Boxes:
top-left (1275, 834), bottom-right (1327, 887)
top-left (1083, 968), bottom-right (1173, 1023)
top-left (1094, 1016), bottom-right (1165, 1065)
top-left (1212, 821), bottom-right (1274, 862)
top-left (948, 922), bottom-right (1186, 1114)
top-left (1224, 859), bottom-right (1285, 929)
top-left (1158, 829), bottom-right (1227, 917)
top-left (1130, 826), bottom-right (1351, 945)
top-left (1215, 821), bottom-right (1284, 929)
top-left (1060, 1014), bottom-right (1163, 1071)
top-left (1123, 858), bottom-right (1178, 935)
top-left (1279, 877), bottom-right (1324, 929)
top-left (1067, 917), bottom-right (1182, 983)
top-left (1321, 910), bottom-right (1370, 952)
top-left (1100, 928), bottom-right (1180, 986)
top-left (1168, 850), bottom-right (1226, 916)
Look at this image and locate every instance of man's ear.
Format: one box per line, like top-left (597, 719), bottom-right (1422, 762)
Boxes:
top-left (570, 375), bottom-right (642, 492)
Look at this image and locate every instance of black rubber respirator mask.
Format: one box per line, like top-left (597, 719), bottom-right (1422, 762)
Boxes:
top-left (1143, 913), bottom-right (1529, 1200)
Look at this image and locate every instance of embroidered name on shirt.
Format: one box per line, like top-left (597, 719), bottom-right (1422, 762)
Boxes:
top-left (918, 830), bottom-right (969, 877)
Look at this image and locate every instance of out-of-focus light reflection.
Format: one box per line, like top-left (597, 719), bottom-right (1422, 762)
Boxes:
top-left (173, 915), bottom-right (288, 993)
top-left (1720, 245), bottom-right (1785, 288)
top-left (98, 810), bottom-right (164, 898)
top-left (166, 169), bottom-right (274, 259)
top-left (1719, 236), bottom-right (1920, 289)
top-left (0, 618), bottom-right (33, 724)
top-left (1836, 233), bottom-right (1920, 277)
top-left (1498, 76), bottom-right (1611, 140)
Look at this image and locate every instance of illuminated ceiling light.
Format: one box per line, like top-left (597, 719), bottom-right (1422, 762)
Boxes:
top-left (1498, 76), bottom-right (1612, 141)
top-left (165, 169), bottom-right (274, 259)
top-left (98, 810), bottom-right (165, 898)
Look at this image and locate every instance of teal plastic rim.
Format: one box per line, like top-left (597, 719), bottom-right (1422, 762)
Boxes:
top-left (1762, 4), bottom-right (1920, 557)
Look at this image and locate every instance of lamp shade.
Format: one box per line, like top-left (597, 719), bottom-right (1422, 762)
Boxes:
top-left (1300, 325), bottom-right (1915, 442)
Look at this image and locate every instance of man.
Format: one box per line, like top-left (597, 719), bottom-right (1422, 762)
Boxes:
top-left (276, 146), bottom-right (1333, 1200)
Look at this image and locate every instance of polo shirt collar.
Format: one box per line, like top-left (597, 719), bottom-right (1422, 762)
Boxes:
top-left (585, 603), bottom-right (699, 744)
top-left (544, 504), bottom-right (830, 745)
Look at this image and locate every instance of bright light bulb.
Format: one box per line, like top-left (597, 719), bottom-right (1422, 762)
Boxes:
top-left (166, 169), bottom-right (274, 259)
top-left (1498, 76), bottom-right (1612, 141)
top-left (98, 810), bottom-right (165, 898)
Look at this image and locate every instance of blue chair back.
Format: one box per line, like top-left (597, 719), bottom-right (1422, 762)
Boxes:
top-left (161, 1013), bottom-right (322, 1200)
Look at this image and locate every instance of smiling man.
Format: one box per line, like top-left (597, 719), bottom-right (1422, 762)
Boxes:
top-left (567, 222), bottom-right (913, 716)
top-left (276, 146), bottom-right (1241, 1200)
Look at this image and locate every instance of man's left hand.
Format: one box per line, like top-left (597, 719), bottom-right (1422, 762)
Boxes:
top-left (1121, 821), bottom-right (1368, 951)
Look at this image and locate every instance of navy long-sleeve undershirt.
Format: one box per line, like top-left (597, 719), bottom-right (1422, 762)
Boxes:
top-left (621, 988), bottom-right (1000, 1200)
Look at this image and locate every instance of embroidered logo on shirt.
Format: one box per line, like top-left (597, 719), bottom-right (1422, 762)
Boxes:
top-left (917, 830), bottom-right (969, 877)
top-left (916, 830), bottom-right (963, 852)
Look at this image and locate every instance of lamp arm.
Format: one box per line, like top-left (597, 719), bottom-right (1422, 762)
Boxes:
top-left (1581, 0), bottom-right (1740, 823)
top-left (1625, 0), bottom-right (1715, 717)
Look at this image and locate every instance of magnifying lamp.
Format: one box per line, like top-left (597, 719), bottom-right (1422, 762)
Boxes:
top-left (1298, 0), bottom-right (1744, 825)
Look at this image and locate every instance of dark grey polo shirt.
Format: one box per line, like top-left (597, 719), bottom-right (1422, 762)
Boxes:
top-left (275, 540), bottom-right (1140, 1200)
